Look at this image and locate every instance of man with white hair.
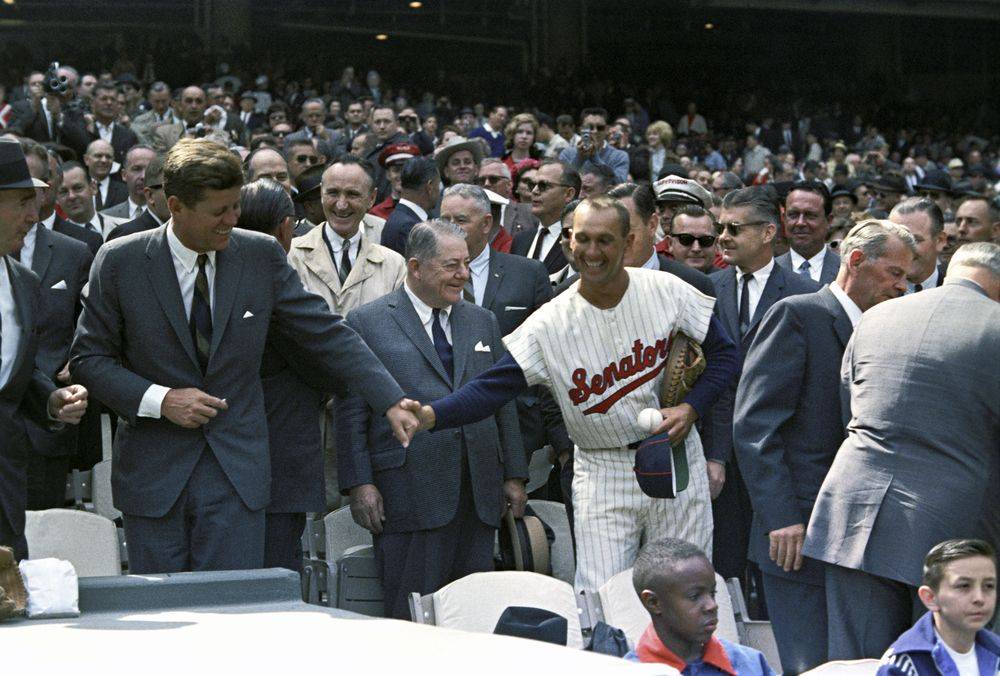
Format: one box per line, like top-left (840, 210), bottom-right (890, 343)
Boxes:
top-left (477, 158), bottom-right (537, 235)
top-left (805, 242), bottom-right (999, 659)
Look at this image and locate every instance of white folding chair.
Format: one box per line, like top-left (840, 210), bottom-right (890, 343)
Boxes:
top-left (24, 509), bottom-right (121, 577)
top-left (726, 577), bottom-right (782, 673)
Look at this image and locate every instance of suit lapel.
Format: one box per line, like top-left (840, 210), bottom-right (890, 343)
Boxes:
top-left (145, 228), bottom-right (200, 371)
top-left (300, 226), bottom-right (342, 294)
top-left (208, 236), bottom-right (244, 362)
top-left (389, 288), bottom-right (452, 385)
top-left (6, 258), bottom-right (35, 382)
top-left (748, 264), bottom-right (786, 336)
top-left (818, 287), bottom-right (854, 348)
top-left (31, 225), bottom-right (54, 280)
top-left (450, 301), bottom-right (474, 387)
top-left (482, 250), bottom-right (504, 311)
top-left (341, 235), bottom-right (376, 293)
top-left (715, 269), bottom-right (740, 344)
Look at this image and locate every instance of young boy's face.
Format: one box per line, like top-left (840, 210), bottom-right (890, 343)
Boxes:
top-left (645, 556), bottom-right (719, 647)
top-left (922, 556), bottom-right (997, 634)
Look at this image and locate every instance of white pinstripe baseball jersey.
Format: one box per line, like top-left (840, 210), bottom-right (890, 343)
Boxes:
top-left (503, 267), bottom-right (716, 449)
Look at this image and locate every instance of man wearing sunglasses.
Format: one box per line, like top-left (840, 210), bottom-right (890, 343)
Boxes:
top-left (705, 187), bottom-right (820, 622)
top-left (511, 160), bottom-right (580, 274)
top-left (284, 138), bottom-right (326, 183)
top-left (670, 205), bottom-right (720, 275)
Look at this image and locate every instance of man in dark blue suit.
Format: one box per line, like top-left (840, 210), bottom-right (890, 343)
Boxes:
top-left (70, 138), bottom-right (420, 574)
top-left (733, 219), bottom-right (916, 673)
top-left (0, 138), bottom-right (89, 558)
top-left (380, 157), bottom-right (440, 256)
top-left (511, 161), bottom-right (579, 275)
top-left (775, 181), bottom-right (841, 285)
top-left (705, 186), bottom-right (818, 604)
top-left (338, 219), bottom-right (528, 619)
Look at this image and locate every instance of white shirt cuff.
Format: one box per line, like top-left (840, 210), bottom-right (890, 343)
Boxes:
top-left (138, 384), bottom-right (171, 419)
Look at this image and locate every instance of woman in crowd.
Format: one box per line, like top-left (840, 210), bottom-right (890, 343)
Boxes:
top-left (502, 113), bottom-right (542, 177)
top-left (645, 120), bottom-right (673, 180)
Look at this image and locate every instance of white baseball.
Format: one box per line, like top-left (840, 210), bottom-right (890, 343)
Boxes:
top-left (637, 408), bottom-right (663, 434)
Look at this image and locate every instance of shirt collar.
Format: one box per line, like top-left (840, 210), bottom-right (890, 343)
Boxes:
top-left (789, 247), bottom-right (826, 271)
top-left (166, 221), bottom-right (216, 273)
top-left (403, 280), bottom-right (450, 326)
top-left (41, 212), bottom-right (56, 229)
top-left (97, 120), bottom-right (114, 132)
top-left (545, 220), bottom-right (561, 236)
top-left (641, 250), bottom-right (659, 270)
top-left (148, 209), bottom-right (165, 226)
top-left (128, 197), bottom-right (143, 217)
top-left (397, 198), bottom-right (428, 222)
top-left (470, 244), bottom-right (491, 276)
top-left (324, 223), bottom-right (361, 252)
top-left (828, 280), bottom-right (863, 327)
top-left (635, 623), bottom-right (736, 675)
top-left (912, 265), bottom-right (939, 291)
top-left (741, 256), bottom-right (775, 283)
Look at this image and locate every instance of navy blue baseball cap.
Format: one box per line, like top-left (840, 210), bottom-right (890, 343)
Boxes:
top-left (634, 432), bottom-right (690, 499)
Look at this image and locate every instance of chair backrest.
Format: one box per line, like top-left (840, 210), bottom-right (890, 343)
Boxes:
top-left (597, 569), bottom-right (739, 648)
top-left (24, 509), bottom-right (121, 577)
top-left (429, 571), bottom-right (584, 649)
top-left (801, 659), bottom-right (882, 675)
top-left (525, 499), bottom-right (575, 586)
top-left (90, 459), bottom-right (121, 521)
top-left (323, 505), bottom-right (371, 564)
top-left (333, 544), bottom-right (384, 617)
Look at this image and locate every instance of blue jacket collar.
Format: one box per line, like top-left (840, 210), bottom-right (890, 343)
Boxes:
top-left (892, 612), bottom-right (1000, 658)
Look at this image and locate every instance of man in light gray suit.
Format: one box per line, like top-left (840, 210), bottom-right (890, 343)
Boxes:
top-left (337, 219), bottom-right (528, 620)
top-left (775, 181), bottom-right (840, 285)
top-left (734, 219), bottom-right (915, 674)
top-left (100, 145), bottom-right (155, 222)
top-left (70, 138), bottom-right (420, 574)
top-left (804, 242), bottom-right (1000, 659)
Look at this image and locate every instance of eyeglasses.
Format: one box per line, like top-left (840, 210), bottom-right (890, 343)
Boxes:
top-left (476, 175), bottom-right (510, 186)
top-left (583, 124), bottom-right (607, 132)
top-left (561, 226), bottom-right (573, 240)
top-left (671, 233), bottom-right (718, 247)
top-left (715, 220), bottom-right (770, 236)
top-left (294, 154), bottom-right (322, 166)
top-left (272, 130), bottom-right (289, 137)
top-left (145, 183), bottom-right (163, 191)
top-left (531, 180), bottom-right (571, 193)
top-left (398, 115), bottom-right (417, 122)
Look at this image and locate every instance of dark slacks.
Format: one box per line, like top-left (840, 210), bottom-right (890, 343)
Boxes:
top-left (374, 461), bottom-right (495, 620)
top-left (122, 448), bottom-right (264, 574)
top-left (762, 571), bottom-right (828, 675)
top-left (26, 453), bottom-right (70, 511)
top-left (0, 513), bottom-right (28, 561)
top-left (264, 512), bottom-right (306, 572)
top-left (825, 563), bottom-right (923, 660)
top-left (712, 459), bottom-right (752, 580)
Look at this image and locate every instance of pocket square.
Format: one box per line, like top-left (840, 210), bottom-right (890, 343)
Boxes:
top-left (504, 305), bottom-right (527, 312)
top-left (51, 280), bottom-right (67, 290)
top-left (474, 341), bottom-right (491, 353)
top-left (242, 310), bottom-right (254, 319)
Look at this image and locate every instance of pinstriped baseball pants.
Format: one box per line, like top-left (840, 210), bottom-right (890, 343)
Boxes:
top-left (571, 432), bottom-right (713, 591)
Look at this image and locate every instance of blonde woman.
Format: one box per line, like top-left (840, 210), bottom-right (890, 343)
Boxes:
top-left (645, 120), bottom-right (673, 179)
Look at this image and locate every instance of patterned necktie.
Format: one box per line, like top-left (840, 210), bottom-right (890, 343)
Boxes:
top-left (431, 308), bottom-right (453, 380)
top-left (738, 272), bottom-right (752, 336)
top-left (798, 260), bottom-right (811, 277)
top-left (189, 254), bottom-right (213, 373)
top-left (339, 244), bottom-right (352, 285)
top-left (463, 280), bottom-right (475, 304)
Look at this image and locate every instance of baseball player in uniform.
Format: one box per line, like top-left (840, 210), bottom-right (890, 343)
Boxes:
top-left (409, 195), bottom-right (739, 591)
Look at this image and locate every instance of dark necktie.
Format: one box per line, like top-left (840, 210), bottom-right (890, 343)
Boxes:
top-left (738, 272), bottom-right (752, 336)
top-left (532, 228), bottom-right (548, 260)
top-left (94, 189), bottom-right (104, 212)
top-left (431, 308), bottom-right (453, 380)
top-left (339, 244), bottom-right (352, 284)
top-left (914, 283), bottom-right (923, 293)
top-left (798, 260), bottom-right (811, 277)
top-left (189, 254), bottom-right (213, 373)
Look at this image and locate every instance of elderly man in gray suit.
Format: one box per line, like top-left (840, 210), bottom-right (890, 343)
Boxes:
top-left (775, 181), bottom-right (841, 285)
top-left (337, 219), bottom-right (528, 620)
top-left (804, 242), bottom-right (1000, 660)
top-left (70, 138), bottom-right (419, 574)
top-left (734, 219), bottom-right (916, 674)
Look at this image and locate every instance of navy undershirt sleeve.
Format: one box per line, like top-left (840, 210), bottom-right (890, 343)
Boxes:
top-left (431, 353), bottom-right (528, 430)
top-left (682, 313), bottom-right (740, 419)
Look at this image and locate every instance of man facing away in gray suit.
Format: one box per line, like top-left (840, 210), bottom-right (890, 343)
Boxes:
top-left (734, 219), bottom-right (916, 674)
top-left (337, 219), bottom-right (528, 620)
top-left (775, 180), bottom-right (841, 286)
top-left (70, 138), bottom-right (420, 575)
top-left (804, 242), bottom-right (1000, 660)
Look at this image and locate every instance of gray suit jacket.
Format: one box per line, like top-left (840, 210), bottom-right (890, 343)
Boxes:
top-left (23, 227), bottom-right (93, 458)
top-left (775, 247), bottom-right (840, 286)
top-left (501, 202), bottom-right (538, 236)
top-left (804, 279), bottom-right (1000, 587)
top-left (734, 286), bottom-right (853, 584)
top-left (337, 287), bottom-right (528, 533)
top-left (705, 263), bottom-right (819, 464)
top-left (69, 226), bottom-right (405, 518)
top-left (100, 199), bottom-right (137, 221)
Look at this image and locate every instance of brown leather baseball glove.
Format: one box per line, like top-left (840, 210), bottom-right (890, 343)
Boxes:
top-left (659, 332), bottom-right (706, 408)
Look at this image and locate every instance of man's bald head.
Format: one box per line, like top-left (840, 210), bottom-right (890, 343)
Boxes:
top-left (179, 85), bottom-right (207, 125)
top-left (247, 148), bottom-right (292, 195)
top-left (83, 139), bottom-right (115, 182)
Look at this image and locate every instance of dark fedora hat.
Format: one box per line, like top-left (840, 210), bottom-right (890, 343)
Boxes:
top-left (0, 139), bottom-right (48, 190)
top-left (914, 169), bottom-right (953, 195)
top-left (830, 185), bottom-right (858, 205)
top-left (869, 171), bottom-right (907, 194)
top-left (493, 606), bottom-right (568, 646)
top-left (293, 163), bottom-right (325, 203)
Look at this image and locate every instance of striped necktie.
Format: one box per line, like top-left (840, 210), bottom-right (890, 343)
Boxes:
top-left (189, 254), bottom-right (212, 373)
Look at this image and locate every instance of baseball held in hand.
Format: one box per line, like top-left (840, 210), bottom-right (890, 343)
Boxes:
top-left (638, 408), bottom-right (663, 434)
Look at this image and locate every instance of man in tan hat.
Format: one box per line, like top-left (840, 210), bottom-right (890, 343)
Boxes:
top-left (0, 138), bottom-right (88, 558)
top-left (435, 136), bottom-right (485, 187)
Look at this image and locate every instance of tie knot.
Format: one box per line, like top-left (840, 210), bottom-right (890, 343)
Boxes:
top-left (742, 272), bottom-right (754, 284)
top-left (799, 260), bottom-right (811, 270)
top-left (196, 253), bottom-right (208, 269)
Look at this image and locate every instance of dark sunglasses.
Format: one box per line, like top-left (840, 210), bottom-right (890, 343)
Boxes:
top-left (294, 154), bottom-right (322, 165)
top-left (531, 180), bottom-right (570, 193)
top-left (715, 220), bottom-right (770, 237)
top-left (476, 175), bottom-right (510, 186)
top-left (145, 183), bottom-right (163, 191)
top-left (398, 115), bottom-right (418, 122)
top-left (583, 124), bottom-right (607, 132)
top-left (671, 233), bottom-right (717, 247)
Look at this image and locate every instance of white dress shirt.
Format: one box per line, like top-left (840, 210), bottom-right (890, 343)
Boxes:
top-left (906, 265), bottom-right (939, 294)
top-left (41, 97), bottom-right (55, 138)
top-left (323, 224), bottom-right (362, 269)
top-left (530, 221), bottom-right (561, 261)
top-left (125, 197), bottom-right (144, 220)
top-left (397, 198), bottom-right (428, 223)
top-left (96, 176), bottom-right (110, 207)
top-left (735, 258), bottom-right (775, 324)
top-left (640, 250), bottom-right (659, 271)
top-left (468, 245), bottom-right (491, 305)
top-left (789, 247), bottom-right (827, 283)
top-left (403, 280), bottom-right (452, 344)
top-left (96, 120), bottom-right (115, 143)
top-left (828, 280), bottom-right (863, 328)
top-left (0, 258), bottom-right (22, 390)
top-left (138, 223), bottom-right (217, 418)
top-left (40, 212), bottom-right (56, 230)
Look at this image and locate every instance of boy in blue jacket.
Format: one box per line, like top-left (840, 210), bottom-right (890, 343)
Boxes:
top-left (879, 539), bottom-right (999, 676)
top-left (625, 538), bottom-right (776, 675)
